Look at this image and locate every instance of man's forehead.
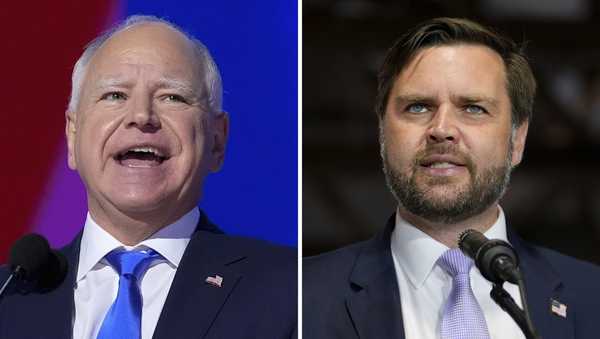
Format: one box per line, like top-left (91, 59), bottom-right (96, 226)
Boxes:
top-left (102, 22), bottom-right (192, 51)
top-left (83, 25), bottom-right (201, 89)
top-left (395, 45), bottom-right (506, 87)
top-left (91, 63), bottom-right (195, 81)
top-left (92, 72), bottom-right (198, 92)
top-left (401, 44), bottom-right (505, 75)
top-left (386, 44), bottom-right (509, 109)
top-left (89, 23), bottom-right (198, 70)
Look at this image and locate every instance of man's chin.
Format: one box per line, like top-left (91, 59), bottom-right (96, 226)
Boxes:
top-left (113, 203), bottom-right (169, 222)
top-left (414, 169), bottom-right (469, 186)
top-left (399, 184), bottom-right (474, 223)
top-left (107, 191), bottom-right (173, 215)
top-left (416, 196), bottom-right (467, 216)
top-left (415, 181), bottom-right (469, 201)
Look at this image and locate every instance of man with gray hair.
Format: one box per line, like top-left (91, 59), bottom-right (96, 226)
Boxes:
top-left (0, 15), bottom-right (296, 339)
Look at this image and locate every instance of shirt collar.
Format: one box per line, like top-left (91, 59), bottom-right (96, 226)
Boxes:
top-left (77, 208), bottom-right (199, 282)
top-left (390, 206), bottom-right (509, 289)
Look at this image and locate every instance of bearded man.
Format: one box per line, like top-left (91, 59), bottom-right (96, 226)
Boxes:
top-left (303, 17), bottom-right (600, 339)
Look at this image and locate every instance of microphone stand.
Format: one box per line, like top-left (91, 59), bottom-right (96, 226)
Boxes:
top-left (458, 230), bottom-right (541, 339)
top-left (0, 266), bottom-right (21, 301)
top-left (490, 280), bottom-right (541, 339)
top-left (0, 274), bottom-right (15, 300)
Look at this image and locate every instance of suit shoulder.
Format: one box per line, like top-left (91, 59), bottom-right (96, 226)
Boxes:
top-left (197, 232), bottom-right (297, 279)
top-left (303, 240), bottom-right (369, 293)
top-left (533, 245), bottom-right (600, 285)
top-left (213, 233), bottom-right (296, 262)
top-left (305, 240), bottom-right (367, 271)
top-left (0, 265), bottom-right (8, 281)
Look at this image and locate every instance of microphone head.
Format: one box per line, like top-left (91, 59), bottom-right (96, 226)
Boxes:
top-left (38, 249), bottom-right (68, 291)
top-left (458, 229), bottom-right (488, 259)
top-left (8, 234), bottom-right (68, 291)
top-left (9, 234), bottom-right (51, 281)
top-left (458, 229), bottom-right (519, 284)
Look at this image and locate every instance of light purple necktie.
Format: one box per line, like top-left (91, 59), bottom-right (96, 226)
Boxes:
top-left (438, 248), bottom-right (491, 339)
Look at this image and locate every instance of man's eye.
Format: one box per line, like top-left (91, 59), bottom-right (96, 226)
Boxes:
top-left (465, 105), bottom-right (486, 114)
top-left (406, 103), bottom-right (428, 113)
top-left (101, 92), bottom-right (127, 101)
top-left (164, 94), bottom-right (187, 103)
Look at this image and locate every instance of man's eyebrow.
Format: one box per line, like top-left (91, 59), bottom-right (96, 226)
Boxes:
top-left (392, 94), bottom-right (435, 104)
top-left (155, 77), bottom-right (197, 94)
top-left (93, 77), bottom-right (132, 89)
top-left (453, 94), bottom-right (499, 106)
top-left (391, 93), bottom-right (500, 106)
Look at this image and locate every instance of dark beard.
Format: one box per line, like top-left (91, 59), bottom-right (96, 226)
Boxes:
top-left (382, 146), bottom-right (512, 224)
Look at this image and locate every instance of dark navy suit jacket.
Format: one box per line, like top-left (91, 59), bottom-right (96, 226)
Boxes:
top-left (0, 213), bottom-right (297, 339)
top-left (303, 215), bottom-right (600, 339)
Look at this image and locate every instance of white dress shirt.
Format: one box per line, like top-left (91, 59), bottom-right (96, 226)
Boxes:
top-left (390, 207), bottom-right (525, 339)
top-left (73, 208), bottom-right (199, 339)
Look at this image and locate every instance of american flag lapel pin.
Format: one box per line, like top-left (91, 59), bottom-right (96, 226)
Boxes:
top-left (205, 274), bottom-right (224, 288)
top-left (550, 298), bottom-right (567, 318)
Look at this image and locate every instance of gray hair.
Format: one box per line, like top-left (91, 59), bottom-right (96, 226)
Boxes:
top-left (67, 15), bottom-right (223, 114)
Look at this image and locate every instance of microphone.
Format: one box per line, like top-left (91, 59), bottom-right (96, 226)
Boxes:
top-left (459, 230), bottom-right (540, 339)
top-left (1, 234), bottom-right (68, 298)
top-left (458, 229), bottom-right (520, 284)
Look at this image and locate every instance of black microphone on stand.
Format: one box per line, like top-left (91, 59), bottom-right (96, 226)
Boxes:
top-left (0, 234), bottom-right (68, 299)
top-left (458, 229), bottom-right (541, 339)
top-left (459, 229), bottom-right (520, 284)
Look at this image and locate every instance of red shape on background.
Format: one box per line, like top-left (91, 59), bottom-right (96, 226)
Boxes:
top-left (0, 1), bottom-right (120, 262)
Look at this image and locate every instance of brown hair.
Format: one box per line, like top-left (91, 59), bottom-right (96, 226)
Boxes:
top-left (375, 17), bottom-right (536, 127)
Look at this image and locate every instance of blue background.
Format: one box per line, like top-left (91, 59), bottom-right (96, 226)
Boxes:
top-left (125, 1), bottom-right (298, 246)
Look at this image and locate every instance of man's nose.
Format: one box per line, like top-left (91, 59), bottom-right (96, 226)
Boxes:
top-left (426, 106), bottom-right (459, 144)
top-left (125, 96), bottom-right (161, 131)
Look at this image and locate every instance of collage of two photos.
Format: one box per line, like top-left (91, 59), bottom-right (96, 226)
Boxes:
top-left (2, 1), bottom-right (600, 338)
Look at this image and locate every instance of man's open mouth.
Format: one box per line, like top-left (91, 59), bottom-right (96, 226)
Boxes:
top-left (420, 158), bottom-right (464, 167)
top-left (115, 146), bottom-right (170, 167)
top-left (418, 154), bottom-right (468, 171)
top-left (423, 162), bottom-right (460, 169)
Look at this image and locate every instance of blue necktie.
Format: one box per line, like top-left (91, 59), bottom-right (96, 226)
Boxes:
top-left (97, 248), bottom-right (160, 339)
top-left (438, 248), bottom-right (491, 339)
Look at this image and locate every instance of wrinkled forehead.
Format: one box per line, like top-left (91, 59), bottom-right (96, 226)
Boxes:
top-left (83, 23), bottom-right (204, 93)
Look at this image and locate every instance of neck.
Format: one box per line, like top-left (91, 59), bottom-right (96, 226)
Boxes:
top-left (92, 214), bottom-right (164, 246)
top-left (88, 198), bottom-right (195, 246)
top-left (397, 203), bottom-right (500, 248)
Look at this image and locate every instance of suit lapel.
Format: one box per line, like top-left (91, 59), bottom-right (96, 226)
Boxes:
top-left (508, 228), bottom-right (574, 339)
top-left (152, 216), bottom-right (244, 339)
top-left (346, 217), bottom-right (405, 339)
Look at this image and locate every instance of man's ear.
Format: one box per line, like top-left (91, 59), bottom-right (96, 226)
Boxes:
top-left (65, 110), bottom-right (78, 170)
top-left (511, 120), bottom-right (529, 167)
top-left (209, 111), bottom-right (229, 172)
